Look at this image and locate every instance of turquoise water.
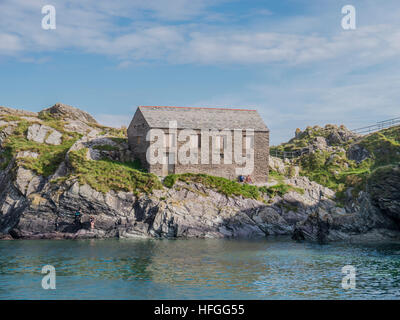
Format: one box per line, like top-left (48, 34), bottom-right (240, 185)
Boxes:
top-left (0, 237), bottom-right (400, 299)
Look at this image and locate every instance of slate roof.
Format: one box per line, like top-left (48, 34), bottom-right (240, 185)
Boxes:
top-left (138, 106), bottom-right (269, 131)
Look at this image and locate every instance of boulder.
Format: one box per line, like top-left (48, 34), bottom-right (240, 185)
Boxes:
top-left (27, 124), bottom-right (62, 145)
top-left (368, 164), bottom-right (400, 222)
top-left (45, 130), bottom-right (62, 145)
top-left (347, 144), bottom-right (371, 163)
top-left (293, 191), bottom-right (400, 242)
top-left (39, 103), bottom-right (97, 124)
top-left (64, 120), bottom-right (93, 135)
top-left (17, 151), bottom-right (39, 159)
top-left (312, 136), bottom-right (328, 151)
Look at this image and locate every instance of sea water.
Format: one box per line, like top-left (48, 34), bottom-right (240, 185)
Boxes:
top-left (0, 237), bottom-right (399, 299)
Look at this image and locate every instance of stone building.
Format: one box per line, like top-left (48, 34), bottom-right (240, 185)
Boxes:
top-left (127, 106), bottom-right (269, 182)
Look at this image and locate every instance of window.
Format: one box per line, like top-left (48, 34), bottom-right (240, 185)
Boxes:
top-left (137, 136), bottom-right (141, 144)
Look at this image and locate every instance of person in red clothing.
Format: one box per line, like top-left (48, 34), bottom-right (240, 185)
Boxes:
top-left (245, 175), bottom-right (253, 184)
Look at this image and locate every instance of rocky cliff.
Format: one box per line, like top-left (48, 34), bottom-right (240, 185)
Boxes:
top-left (273, 124), bottom-right (400, 242)
top-left (0, 104), bottom-right (399, 242)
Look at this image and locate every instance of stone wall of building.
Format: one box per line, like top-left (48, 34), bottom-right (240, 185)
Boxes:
top-left (127, 109), bottom-right (151, 171)
top-left (253, 131), bottom-right (270, 182)
top-left (129, 127), bottom-right (269, 182)
top-left (128, 108), bottom-right (269, 182)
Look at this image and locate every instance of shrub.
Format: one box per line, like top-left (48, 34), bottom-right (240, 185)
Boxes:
top-left (68, 148), bottom-right (162, 194)
top-left (163, 173), bottom-right (303, 200)
top-left (1, 120), bottom-right (80, 176)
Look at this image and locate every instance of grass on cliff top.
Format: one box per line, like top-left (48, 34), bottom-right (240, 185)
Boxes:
top-left (163, 173), bottom-right (303, 200)
top-left (0, 120), bottom-right (81, 176)
top-left (0, 115), bottom-right (22, 122)
top-left (286, 125), bottom-right (400, 198)
top-left (271, 124), bottom-right (354, 153)
top-left (358, 125), bottom-right (400, 168)
top-left (68, 148), bottom-right (162, 194)
top-left (368, 163), bottom-right (400, 189)
top-left (296, 150), bottom-right (372, 201)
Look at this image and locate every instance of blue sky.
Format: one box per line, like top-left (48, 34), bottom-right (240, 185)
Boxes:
top-left (1, 0), bottom-right (400, 144)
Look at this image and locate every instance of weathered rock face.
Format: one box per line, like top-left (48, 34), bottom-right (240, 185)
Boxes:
top-left (0, 131), bottom-right (346, 240)
top-left (312, 136), bottom-right (328, 151)
top-left (325, 125), bottom-right (359, 145)
top-left (292, 191), bottom-right (400, 243)
top-left (0, 168), bottom-right (320, 240)
top-left (5, 151), bottom-right (391, 242)
top-left (268, 156), bottom-right (300, 179)
top-left (39, 103), bottom-right (98, 124)
top-left (368, 164), bottom-right (400, 223)
top-left (0, 106), bottom-right (38, 117)
top-left (1, 104), bottom-right (399, 242)
top-left (27, 124), bottom-right (62, 145)
top-left (347, 144), bottom-right (371, 163)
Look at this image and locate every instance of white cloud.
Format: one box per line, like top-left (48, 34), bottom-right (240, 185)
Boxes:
top-left (190, 71), bottom-right (400, 145)
top-left (0, 33), bottom-right (23, 54)
top-left (0, 0), bottom-right (399, 74)
top-left (2, 0), bottom-right (400, 145)
top-left (1, 0), bottom-right (400, 67)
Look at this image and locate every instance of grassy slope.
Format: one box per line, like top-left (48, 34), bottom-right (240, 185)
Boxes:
top-left (271, 124), bottom-right (355, 153)
top-left (0, 117), bottom-right (81, 176)
top-left (67, 148), bottom-right (162, 194)
top-left (272, 125), bottom-right (400, 199)
top-left (1, 112), bottom-right (302, 199)
top-left (163, 173), bottom-right (303, 201)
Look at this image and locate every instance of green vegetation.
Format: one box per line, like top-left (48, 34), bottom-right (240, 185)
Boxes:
top-left (272, 125), bottom-right (400, 199)
top-left (67, 148), bottom-right (162, 194)
top-left (268, 170), bottom-right (285, 184)
top-left (38, 110), bottom-right (55, 122)
top-left (0, 120), bottom-right (80, 176)
top-left (110, 137), bottom-right (127, 144)
top-left (0, 115), bottom-right (158, 195)
top-left (368, 163), bottom-right (400, 190)
top-left (271, 124), bottom-right (354, 154)
top-left (163, 173), bottom-right (303, 200)
top-left (297, 150), bottom-right (369, 192)
top-left (0, 115), bottom-right (22, 122)
top-left (96, 125), bottom-right (127, 138)
top-left (358, 127), bottom-right (400, 168)
top-left (4, 107), bottom-right (398, 203)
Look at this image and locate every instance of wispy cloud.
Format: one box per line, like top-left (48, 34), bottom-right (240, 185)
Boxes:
top-left (1, 0), bottom-right (400, 145)
top-left (1, 0), bottom-right (400, 67)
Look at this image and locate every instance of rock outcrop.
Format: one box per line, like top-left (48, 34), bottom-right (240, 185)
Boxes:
top-left (292, 191), bottom-right (400, 243)
top-left (292, 168), bottom-right (400, 243)
top-left (27, 124), bottom-right (62, 145)
top-left (0, 163), bottom-right (340, 240)
top-left (39, 103), bottom-right (98, 124)
top-left (368, 164), bottom-right (400, 223)
top-left (0, 104), bottom-right (399, 242)
top-left (0, 106), bottom-right (38, 117)
top-left (347, 144), bottom-right (371, 163)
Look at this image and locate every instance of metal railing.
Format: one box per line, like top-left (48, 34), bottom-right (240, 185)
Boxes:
top-left (270, 148), bottom-right (311, 160)
top-left (352, 117), bottom-right (400, 135)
